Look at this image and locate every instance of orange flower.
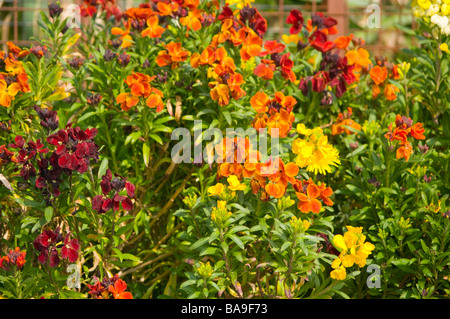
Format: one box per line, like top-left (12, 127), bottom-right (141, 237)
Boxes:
top-left (250, 92), bottom-right (270, 113)
top-left (190, 46), bottom-right (216, 68)
top-left (180, 9), bottom-right (202, 32)
top-left (334, 34), bottom-right (353, 50)
top-left (240, 33), bottom-right (263, 61)
top-left (296, 183), bottom-right (322, 214)
top-left (116, 93), bottom-right (140, 111)
top-left (146, 88), bottom-right (164, 112)
top-left (265, 182), bottom-right (285, 198)
top-left (141, 15), bottom-right (165, 38)
top-left (156, 42), bottom-right (190, 68)
top-left (345, 48), bottom-right (371, 73)
top-left (108, 279), bottom-right (133, 299)
top-left (396, 141), bottom-right (413, 162)
top-left (369, 66), bottom-right (388, 86)
top-left (157, 1), bottom-right (178, 16)
top-left (254, 61), bottom-right (275, 80)
top-left (111, 23), bottom-right (133, 48)
top-left (0, 79), bottom-right (21, 107)
top-left (210, 84), bottom-right (230, 106)
top-left (410, 122), bottom-right (425, 140)
top-left (383, 83), bottom-right (399, 101)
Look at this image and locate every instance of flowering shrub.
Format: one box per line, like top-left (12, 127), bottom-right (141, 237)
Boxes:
top-left (0, 0), bottom-right (448, 300)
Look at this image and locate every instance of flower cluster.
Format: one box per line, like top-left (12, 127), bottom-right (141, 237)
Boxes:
top-left (156, 42), bottom-right (191, 69)
top-left (250, 91), bottom-right (297, 138)
top-left (87, 274), bottom-right (133, 299)
top-left (0, 42), bottom-right (31, 107)
top-left (330, 226), bottom-right (375, 280)
top-left (33, 228), bottom-right (79, 267)
top-left (292, 124), bottom-right (341, 175)
top-left (331, 107), bottom-right (361, 136)
top-left (210, 200), bottom-right (232, 226)
top-left (116, 71), bottom-right (164, 112)
top-left (294, 178), bottom-right (334, 214)
top-left (0, 247), bottom-right (26, 271)
top-left (368, 57), bottom-right (401, 101)
top-left (385, 114), bottom-right (426, 162)
top-left (92, 168), bottom-right (135, 213)
top-left (414, 0), bottom-right (450, 34)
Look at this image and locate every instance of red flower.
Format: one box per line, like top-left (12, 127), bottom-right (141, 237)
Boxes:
top-left (286, 9), bottom-right (304, 34)
top-left (109, 279), bottom-right (133, 299)
top-left (309, 30), bottom-right (335, 53)
top-left (61, 236), bottom-right (80, 263)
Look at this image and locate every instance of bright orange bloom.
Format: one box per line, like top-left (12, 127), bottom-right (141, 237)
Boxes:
top-left (250, 92), bottom-right (270, 113)
top-left (123, 7), bottom-right (153, 20)
top-left (296, 183), bottom-right (322, 214)
top-left (254, 61), bottom-right (275, 80)
top-left (383, 83), bottom-right (399, 101)
top-left (345, 48), bottom-right (371, 73)
top-left (141, 15), bottom-right (165, 38)
top-left (396, 141), bottom-right (413, 162)
top-left (116, 93), bottom-right (140, 111)
top-left (331, 107), bottom-right (361, 135)
top-left (385, 115), bottom-right (426, 162)
top-left (0, 79), bottom-right (21, 107)
top-left (146, 88), bottom-right (164, 112)
top-left (210, 84), bottom-right (230, 107)
top-left (265, 182), bottom-right (285, 198)
top-left (369, 66), bottom-right (388, 86)
top-left (180, 9), bottom-right (202, 32)
top-left (190, 46), bottom-right (216, 68)
top-left (108, 279), bottom-right (133, 299)
top-left (240, 33), bottom-right (263, 61)
top-left (157, 1), bottom-right (178, 16)
top-left (334, 34), bottom-right (353, 50)
top-left (156, 42), bottom-right (190, 68)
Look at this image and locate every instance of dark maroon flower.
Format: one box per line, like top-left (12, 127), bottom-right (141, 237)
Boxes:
top-left (103, 49), bottom-right (117, 62)
top-left (87, 93), bottom-right (102, 106)
top-left (92, 169), bottom-right (135, 213)
top-left (286, 9), bottom-right (304, 35)
top-left (67, 56), bottom-right (85, 70)
top-left (61, 236), bottom-right (80, 262)
top-left (48, 2), bottom-right (63, 18)
top-left (34, 105), bottom-right (59, 131)
top-left (117, 52), bottom-right (130, 67)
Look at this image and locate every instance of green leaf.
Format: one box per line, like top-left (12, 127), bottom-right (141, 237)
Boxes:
top-left (143, 142), bottom-right (150, 167)
top-left (97, 157), bottom-right (109, 179)
top-left (228, 235), bottom-right (245, 250)
top-left (191, 237), bottom-right (209, 250)
top-left (44, 206), bottom-right (53, 222)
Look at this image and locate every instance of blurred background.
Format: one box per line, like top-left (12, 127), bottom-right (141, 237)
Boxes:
top-left (0, 0), bottom-right (414, 58)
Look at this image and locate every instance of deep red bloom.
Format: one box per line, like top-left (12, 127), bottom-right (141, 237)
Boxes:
top-left (61, 236), bottom-right (80, 263)
top-left (309, 30), bottom-right (336, 53)
top-left (286, 9), bottom-right (304, 34)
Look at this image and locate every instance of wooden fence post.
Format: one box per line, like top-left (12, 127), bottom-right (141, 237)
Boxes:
top-left (326, 0), bottom-right (348, 39)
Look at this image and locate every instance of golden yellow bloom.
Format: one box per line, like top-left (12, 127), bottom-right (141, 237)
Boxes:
top-left (208, 183), bottom-right (225, 196)
top-left (330, 226), bottom-right (375, 279)
top-left (227, 175), bottom-right (246, 191)
top-left (292, 126), bottom-right (340, 175)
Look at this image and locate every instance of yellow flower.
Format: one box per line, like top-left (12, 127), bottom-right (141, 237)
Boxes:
top-left (208, 183), bottom-right (225, 196)
top-left (227, 175), bottom-right (246, 191)
top-left (292, 125), bottom-right (340, 175)
top-left (197, 261), bottom-right (214, 278)
top-left (441, 43), bottom-right (450, 54)
top-left (330, 226), bottom-right (375, 279)
top-left (282, 33), bottom-right (300, 44)
top-left (0, 79), bottom-right (21, 107)
top-left (418, 0), bottom-right (431, 10)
